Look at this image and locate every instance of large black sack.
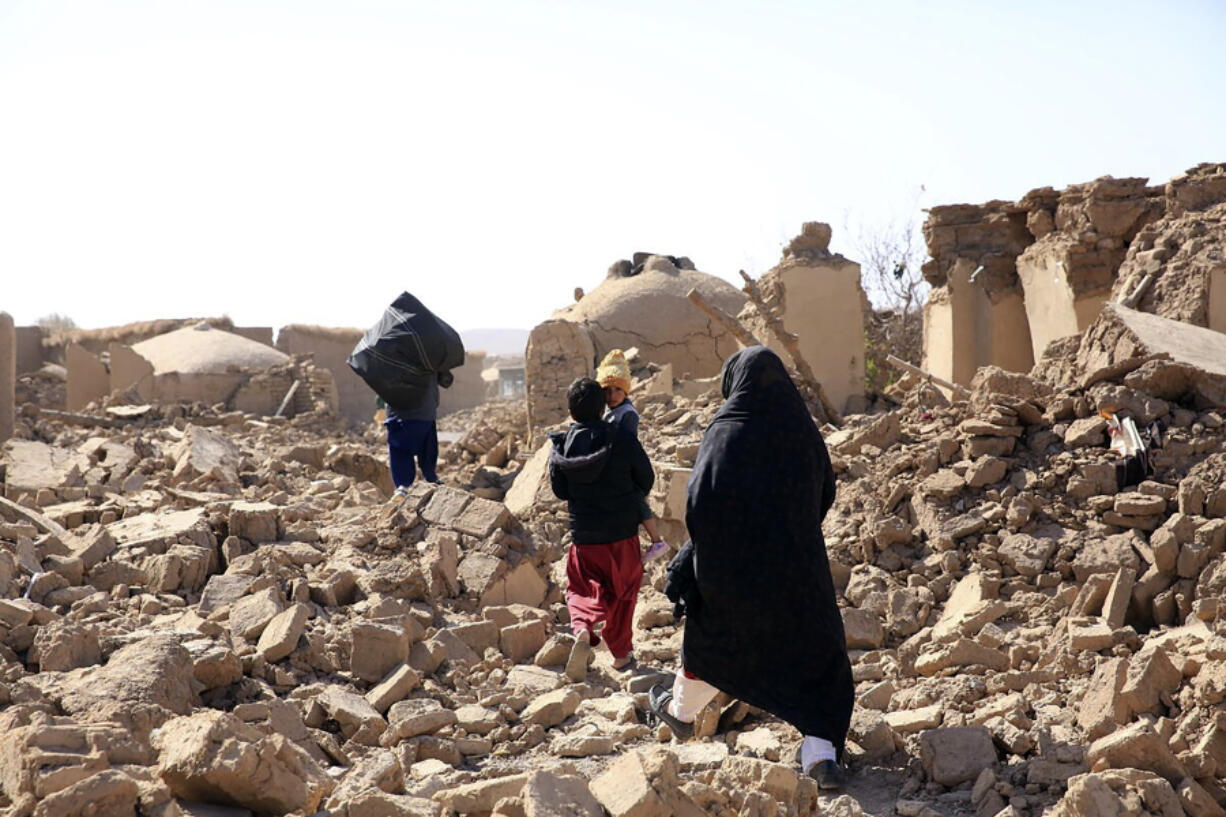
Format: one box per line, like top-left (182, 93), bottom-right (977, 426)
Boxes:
top-left (348, 292), bottom-right (465, 408)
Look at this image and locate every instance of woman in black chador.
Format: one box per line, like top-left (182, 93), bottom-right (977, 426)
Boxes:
top-left (649, 346), bottom-right (854, 788)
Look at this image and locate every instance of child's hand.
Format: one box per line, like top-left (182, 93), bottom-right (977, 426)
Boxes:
top-left (643, 541), bottom-right (668, 562)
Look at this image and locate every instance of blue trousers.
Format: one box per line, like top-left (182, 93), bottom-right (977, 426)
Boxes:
top-left (386, 418), bottom-right (439, 488)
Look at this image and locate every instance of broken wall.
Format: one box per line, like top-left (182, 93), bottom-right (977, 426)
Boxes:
top-left (15, 326), bottom-right (45, 375)
top-left (739, 223), bottom-right (868, 413)
top-left (923, 258), bottom-right (1033, 386)
top-left (66, 344), bottom-right (110, 411)
top-left (923, 173), bottom-right (1168, 385)
top-left (276, 325), bottom-right (370, 427)
top-left (525, 320), bottom-right (596, 444)
top-left (232, 327), bottom-right (274, 347)
top-left (109, 342), bottom-right (156, 398)
top-left (1112, 163), bottom-right (1226, 334)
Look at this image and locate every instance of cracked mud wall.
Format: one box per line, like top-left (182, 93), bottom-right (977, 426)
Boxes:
top-left (740, 247), bottom-right (868, 414)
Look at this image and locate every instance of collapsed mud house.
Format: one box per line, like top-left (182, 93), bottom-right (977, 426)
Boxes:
top-left (1, 165), bottom-right (1226, 817)
top-left (923, 163), bottom-right (1226, 387)
top-left (525, 228), bottom-right (870, 442)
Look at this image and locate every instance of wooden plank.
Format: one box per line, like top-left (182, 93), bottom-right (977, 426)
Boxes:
top-left (275, 380), bottom-right (301, 418)
top-left (685, 289), bottom-right (761, 348)
top-left (885, 354), bottom-right (971, 397)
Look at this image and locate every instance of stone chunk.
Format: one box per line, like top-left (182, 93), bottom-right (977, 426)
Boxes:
top-left (1069, 620), bottom-right (1115, 652)
top-left (228, 501), bottom-right (281, 543)
top-left (590, 752), bottom-right (669, 817)
top-left (46, 635), bottom-right (197, 735)
top-left (420, 486), bottom-right (473, 528)
top-left (30, 769), bottom-right (140, 817)
top-left (718, 756), bottom-right (802, 803)
top-left (885, 704), bottom-right (943, 734)
top-left (736, 727), bottom-right (783, 762)
top-left (915, 638), bottom-right (1009, 675)
top-left (920, 726), bottom-right (998, 785)
top-left (1077, 657), bottom-right (1129, 738)
top-left (433, 774), bottom-right (528, 814)
top-left (1064, 416), bottom-right (1108, 448)
top-left (171, 425), bottom-right (241, 490)
top-left (501, 619), bottom-right (548, 664)
top-left (521, 688), bottom-right (581, 728)
top-left (1075, 303), bottom-right (1226, 405)
top-left (30, 621), bottom-right (101, 672)
top-left (1102, 567), bottom-right (1136, 629)
top-left (850, 709), bottom-right (896, 761)
top-left (154, 709), bottom-right (333, 814)
top-left (966, 456), bottom-right (1009, 488)
top-left (317, 686), bottom-right (387, 743)
top-left (198, 574), bottom-right (257, 616)
top-left (523, 770), bottom-right (603, 817)
top-left (1118, 648), bottom-right (1181, 716)
top-left (1072, 534), bottom-right (1141, 581)
top-left (1114, 492), bottom-right (1167, 516)
top-left (920, 469), bottom-right (966, 500)
top-left (1085, 721), bottom-right (1186, 783)
top-left (1178, 777), bottom-right (1226, 817)
top-left (998, 531), bottom-right (1058, 577)
top-left (63, 526), bottom-right (116, 571)
top-left (229, 586), bottom-right (283, 641)
top-left (842, 608), bottom-right (885, 649)
top-left (257, 602), bottom-right (310, 662)
top-left (351, 622), bottom-right (411, 683)
top-left (386, 698), bottom-right (458, 742)
top-left (451, 497), bottom-right (512, 538)
top-left (552, 734), bottom-right (616, 758)
top-left (0, 439), bottom-right (89, 497)
top-left (367, 664), bottom-right (422, 714)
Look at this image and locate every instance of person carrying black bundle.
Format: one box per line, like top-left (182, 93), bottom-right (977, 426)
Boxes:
top-left (348, 292), bottom-right (465, 497)
top-left (648, 346), bottom-right (854, 789)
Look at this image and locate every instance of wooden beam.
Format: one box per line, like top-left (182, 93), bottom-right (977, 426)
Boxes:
top-left (686, 289), bottom-right (761, 348)
top-left (885, 354), bottom-right (971, 397)
top-left (275, 380), bottom-right (302, 418)
top-left (35, 407), bottom-right (127, 428)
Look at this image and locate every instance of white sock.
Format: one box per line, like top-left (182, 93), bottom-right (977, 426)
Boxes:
top-left (668, 672), bottom-right (720, 722)
top-left (800, 736), bottom-right (838, 772)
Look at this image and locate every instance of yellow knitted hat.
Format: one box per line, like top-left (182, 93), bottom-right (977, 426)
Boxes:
top-left (596, 349), bottom-right (632, 394)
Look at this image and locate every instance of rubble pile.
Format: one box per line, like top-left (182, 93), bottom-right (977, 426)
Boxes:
top-left (1112, 163), bottom-right (1226, 330)
top-left (822, 341), bottom-right (1226, 817)
top-left (4, 243), bottom-right (1226, 815)
top-left (6, 303), bottom-right (1226, 816)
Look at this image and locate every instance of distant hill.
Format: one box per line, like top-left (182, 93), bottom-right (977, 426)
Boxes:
top-left (461, 328), bottom-right (530, 357)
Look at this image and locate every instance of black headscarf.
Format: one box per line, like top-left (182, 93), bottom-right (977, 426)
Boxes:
top-left (680, 346), bottom-right (853, 750)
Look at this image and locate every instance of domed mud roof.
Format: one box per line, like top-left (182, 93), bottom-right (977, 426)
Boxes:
top-left (555, 256), bottom-right (747, 377)
top-left (132, 323), bottom-right (290, 375)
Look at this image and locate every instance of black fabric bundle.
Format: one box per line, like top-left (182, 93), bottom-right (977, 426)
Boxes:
top-left (348, 292), bottom-right (465, 408)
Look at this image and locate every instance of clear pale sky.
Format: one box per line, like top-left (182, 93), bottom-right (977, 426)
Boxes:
top-left (2, 0), bottom-right (1223, 331)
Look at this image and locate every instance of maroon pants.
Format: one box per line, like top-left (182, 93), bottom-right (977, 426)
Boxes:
top-left (566, 536), bottom-right (643, 659)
